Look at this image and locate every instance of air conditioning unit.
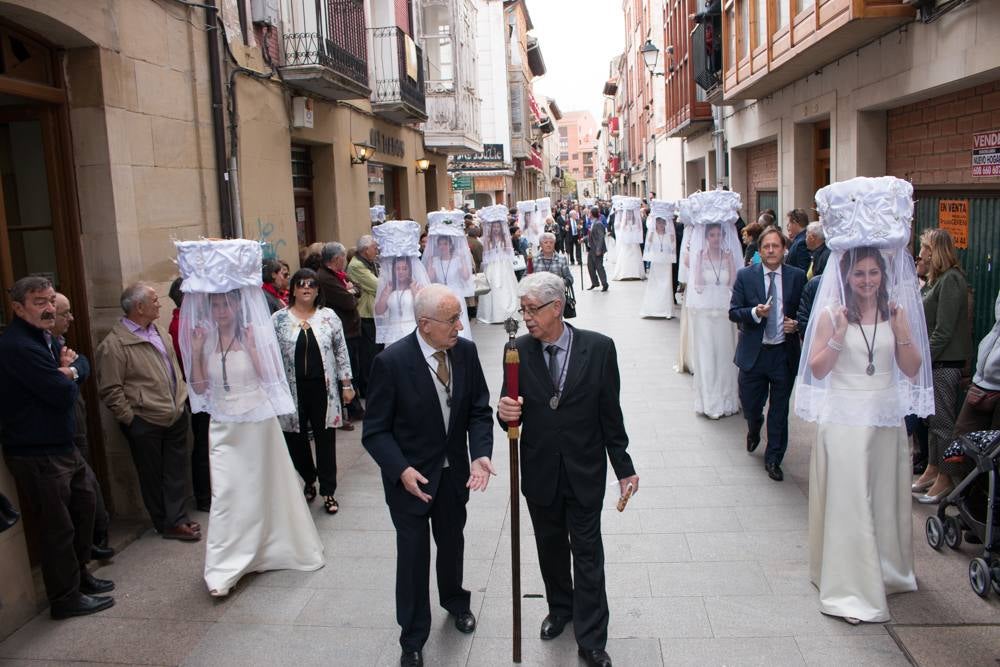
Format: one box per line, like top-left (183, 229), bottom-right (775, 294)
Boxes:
top-left (250, 0), bottom-right (280, 27)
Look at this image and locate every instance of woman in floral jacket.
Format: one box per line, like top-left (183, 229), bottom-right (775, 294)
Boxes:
top-left (273, 268), bottom-right (354, 514)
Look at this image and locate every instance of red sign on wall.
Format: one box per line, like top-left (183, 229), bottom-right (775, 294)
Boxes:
top-left (972, 130), bottom-right (1000, 177)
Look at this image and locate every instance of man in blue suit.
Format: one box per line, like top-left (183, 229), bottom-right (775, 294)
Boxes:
top-left (729, 227), bottom-right (806, 481)
top-left (784, 208), bottom-right (812, 271)
top-left (363, 285), bottom-right (495, 667)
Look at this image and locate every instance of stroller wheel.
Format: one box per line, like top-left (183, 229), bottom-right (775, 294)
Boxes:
top-left (969, 557), bottom-right (991, 598)
top-left (943, 516), bottom-right (963, 550)
top-left (992, 561), bottom-right (1000, 595)
top-left (926, 516), bottom-right (944, 550)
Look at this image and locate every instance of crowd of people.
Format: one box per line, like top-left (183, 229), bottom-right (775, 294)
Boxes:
top-left (0, 180), bottom-right (998, 667)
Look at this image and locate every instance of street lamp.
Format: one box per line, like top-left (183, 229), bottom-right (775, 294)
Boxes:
top-left (415, 158), bottom-right (430, 174)
top-left (640, 39), bottom-right (662, 77)
top-left (350, 141), bottom-right (376, 165)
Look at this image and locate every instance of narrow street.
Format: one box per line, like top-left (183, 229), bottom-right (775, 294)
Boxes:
top-left (1, 280), bottom-right (995, 666)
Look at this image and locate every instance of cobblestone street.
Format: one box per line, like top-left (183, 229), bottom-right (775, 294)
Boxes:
top-left (1, 280), bottom-right (997, 666)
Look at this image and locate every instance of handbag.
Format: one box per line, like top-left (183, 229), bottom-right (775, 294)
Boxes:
top-left (965, 384), bottom-right (1000, 412)
top-left (511, 255), bottom-right (527, 272)
top-left (473, 272), bottom-right (491, 296)
top-left (563, 285), bottom-right (577, 319)
top-left (0, 491), bottom-right (20, 534)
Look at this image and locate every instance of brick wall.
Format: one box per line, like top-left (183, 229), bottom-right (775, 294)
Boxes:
top-left (746, 141), bottom-right (778, 222)
top-left (887, 81), bottom-right (1000, 187)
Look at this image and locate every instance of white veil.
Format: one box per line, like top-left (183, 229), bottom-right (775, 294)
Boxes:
top-left (680, 190), bottom-right (743, 310)
top-left (422, 210), bottom-right (474, 297)
top-left (644, 199), bottom-right (677, 263)
top-left (535, 197), bottom-right (553, 226)
top-left (516, 200), bottom-right (541, 247)
top-left (616, 197), bottom-right (644, 244)
top-left (175, 239), bottom-right (295, 422)
top-left (372, 220), bottom-right (430, 343)
top-left (795, 176), bottom-right (934, 426)
top-left (370, 205), bottom-right (386, 226)
top-left (480, 205), bottom-right (515, 265)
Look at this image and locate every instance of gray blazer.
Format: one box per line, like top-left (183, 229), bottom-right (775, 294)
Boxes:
top-left (588, 219), bottom-right (607, 254)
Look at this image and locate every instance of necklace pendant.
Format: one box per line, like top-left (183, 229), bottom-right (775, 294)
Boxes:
top-left (549, 395), bottom-right (559, 410)
top-left (446, 396), bottom-right (452, 408)
top-left (866, 363), bottom-right (875, 376)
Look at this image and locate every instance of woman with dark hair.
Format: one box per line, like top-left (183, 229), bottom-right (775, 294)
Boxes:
top-left (272, 268), bottom-right (355, 514)
top-left (261, 258), bottom-right (290, 314)
top-left (912, 228), bottom-right (971, 502)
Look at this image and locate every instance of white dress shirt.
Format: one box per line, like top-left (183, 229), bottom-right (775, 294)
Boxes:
top-left (416, 332), bottom-right (451, 467)
top-left (751, 264), bottom-right (785, 345)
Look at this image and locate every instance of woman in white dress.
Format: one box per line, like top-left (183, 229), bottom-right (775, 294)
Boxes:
top-left (477, 205), bottom-right (520, 324)
top-left (640, 200), bottom-right (677, 318)
top-left (797, 176), bottom-right (933, 624)
top-left (373, 220), bottom-right (429, 346)
top-left (611, 197), bottom-right (645, 280)
top-left (176, 239), bottom-right (324, 598)
top-left (423, 211), bottom-right (474, 340)
top-left (674, 219), bottom-right (695, 374)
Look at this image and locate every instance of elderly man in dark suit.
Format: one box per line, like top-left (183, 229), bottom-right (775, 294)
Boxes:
top-left (363, 284), bottom-right (495, 667)
top-left (585, 207), bottom-right (609, 292)
top-left (498, 271), bottom-right (638, 667)
top-left (730, 226), bottom-right (807, 482)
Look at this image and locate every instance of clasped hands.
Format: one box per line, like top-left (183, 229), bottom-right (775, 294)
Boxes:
top-left (400, 456), bottom-right (497, 503)
top-left (58, 346), bottom-right (79, 379)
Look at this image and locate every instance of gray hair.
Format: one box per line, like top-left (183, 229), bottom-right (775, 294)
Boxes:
top-left (10, 275), bottom-right (52, 304)
top-left (356, 235), bottom-right (376, 253)
top-left (413, 284), bottom-right (459, 320)
top-left (517, 272), bottom-right (564, 308)
top-left (806, 221), bottom-right (824, 240)
top-left (321, 242), bottom-right (347, 264)
top-left (120, 282), bottom-right (153, 315)
top-left (540, 231), bottom-right (556, 243)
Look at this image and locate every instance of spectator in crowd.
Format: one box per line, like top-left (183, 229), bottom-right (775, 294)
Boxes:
top-left (466, 223), bottom-right (484, 320)
top-left (530, 231), bottom-right (574, 287)
top-left (565, 209), bottom-right (583, 266)
top-left (96, 283), bottom-right (199, 541)
top-left (0, 276), bottom-right (114, 619)
top-left (741, 220), bottom-right (765, 266)
top-left (785, 209), bottom-right (812, 271)
top-left (586, 206), bottom-right (609, 292)
top-left (913, 229), bottom-right (971, 503)
top-left (805, 222), bottom-right (830, 278)
top-left (301, 242), bottom-right (324, 271)
top-left (317, 241), bottom-right (364, 427)
top-left (796, 275), bottom-right (822, 339)
top-left (273, 268), bottom-right (355, 515)
top-left (348, 234), bottom-right (381, 395)
top-left (261, 258), bottom-right (290, 314)
top-left (51, 291), bottom-right (114, 561)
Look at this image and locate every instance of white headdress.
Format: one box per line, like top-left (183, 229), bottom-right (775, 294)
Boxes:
top-left (373, 219), bottom-right (422, 257)
top-left (516, 200), bottom-right (541, 247)
top-left (423, 210), bottom-right (475, 297)
top-left (175, 239), bottom-right (295, 422)
top-left (644, 199), bottom-right (677, 264)
top-left (616, 196), bottom-right (644, 244)
top-left (371, 221), bottom-right (429, 345)
top-left (535, 197), bottom-right (553, 222)
top-left (479, 205), bottom-right (515, 265)
top-left (795, 176), bottom-right (933, 427)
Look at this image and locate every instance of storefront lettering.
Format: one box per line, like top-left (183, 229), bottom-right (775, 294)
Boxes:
top-left (369, 128), bottom-right (406, 159)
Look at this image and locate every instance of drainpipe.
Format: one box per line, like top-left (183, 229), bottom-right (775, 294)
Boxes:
top-left (205, 0), bottom-right (235, 237)
top-left (712, 104), bottom-right (726, 189)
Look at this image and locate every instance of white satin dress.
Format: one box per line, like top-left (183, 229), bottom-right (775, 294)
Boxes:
top-left (612, 242), bottom-right (645, 280)
top-left (689, 266), bottom-right (739, 418)
top-left (808, 323), bottom-right (917, 622)
top-left (203, 350), bottom-right (325, 596)
top-left (477, 255), bottom-right (519, 324)
top-left (428, 257), bottom-right (473, 340)
top-left (376, 289), bottom-right (417, 345)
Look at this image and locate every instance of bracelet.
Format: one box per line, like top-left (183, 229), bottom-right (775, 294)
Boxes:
top-left (826, 338), bottom-right (844, 352)
top-left (341, 384), bottom-right (354, 390)
top-left (896, 339), bottom-right (913, 346)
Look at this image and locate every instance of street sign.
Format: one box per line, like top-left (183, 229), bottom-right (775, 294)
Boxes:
top-left (452, 175), bottom-right (473, 190)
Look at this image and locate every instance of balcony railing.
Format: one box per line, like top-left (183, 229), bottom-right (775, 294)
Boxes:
top-left (369, 26), bottom-right (427, 122)
top-left (279, 0), bottom-right (369, 100)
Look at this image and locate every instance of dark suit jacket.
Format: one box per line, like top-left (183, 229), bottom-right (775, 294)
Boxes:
top-left (729, 263), bottom-right (807, 374)
top-left (796, 275), bottom-right (822, 338)
top-left (498, 325), bottom-right (634, 509)
top-left (317, 266), bottom-right (361, 338)
top-left (587, 220), bottom-right (607, 254)
top-left (362, 332), bottom-right (493, 516)
top-left (811, 244), bottom-right (830, 276)
top-left (786, 231), bottom-right (811, 271)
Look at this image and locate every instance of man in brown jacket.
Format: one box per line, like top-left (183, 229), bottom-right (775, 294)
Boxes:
top-left (96, 283), bottom-right (200, 541)
top-left (318, 241), bottom-right (364, 427)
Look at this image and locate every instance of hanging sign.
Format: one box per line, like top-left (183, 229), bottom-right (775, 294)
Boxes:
top-left (938, 199), bottom-right (969, 249)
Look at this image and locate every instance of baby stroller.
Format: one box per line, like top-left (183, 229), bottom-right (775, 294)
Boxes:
top-left (925, 430), bottom-right (1000, 598)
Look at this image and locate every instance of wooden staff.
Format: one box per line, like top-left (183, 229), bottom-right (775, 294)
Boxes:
top-left (503, 317), bottom-right (522, 663)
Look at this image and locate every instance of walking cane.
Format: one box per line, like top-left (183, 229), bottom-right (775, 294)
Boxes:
top-left (503, 317), bottom-right (522, 663)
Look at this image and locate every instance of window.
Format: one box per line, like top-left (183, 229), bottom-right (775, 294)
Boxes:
top-left (754, 0), bottom-right (766, 48)
top-left (291, 146), bottom-right (313, 190)
top-left (560, 152), bottom-right (569, 161)
top-left (727, 6), bottom-right (736, 68)
top-left (795, 0), bottom-right (813, 12)
top-left (775, 0), bottom-right (788, 30)
top-left (584, 167), bottom-right (593, 178)
top-left (423, 4), bottom-right (454, 84)
top-left (559, 126), bottom-right (568, 137)
top-left (739, 0), bottom-right (750, 59)
top-left (571, 153), bottom-right (579, 160)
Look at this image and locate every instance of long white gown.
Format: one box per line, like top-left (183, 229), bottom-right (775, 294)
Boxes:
top-left (809, 323), bottom-right (916, 622)
top-left (640, 235), bottom-right (674, 319)
top-left (428, 257), bottom-right (473, 340)
top-left (203, 350), bottom-right (325, 596)
top-left (376, 289), bottom-right (417, 345)
top-left (478, 258), bottom-right (519, 324)
top-left (689, 266), bottom-right (739, 418)
top-left (612, 242), bottom-right (645, 280)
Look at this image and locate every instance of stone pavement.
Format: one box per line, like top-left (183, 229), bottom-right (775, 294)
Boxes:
top-left (1, 277), bottom-right (997, 666)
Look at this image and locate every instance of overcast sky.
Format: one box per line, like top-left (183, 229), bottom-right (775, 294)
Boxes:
top-left (525, 0), bottom-right (625, 123)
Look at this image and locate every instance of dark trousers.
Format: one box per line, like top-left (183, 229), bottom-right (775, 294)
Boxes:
top-left (5, 449), bottom-right (96, 603)
top-left (567, 236), bottom-right (582, 264)
top-left (283, 379), bottom-right (337, 495)
top-left (738, 344), bottom-right (794, 465)
top-left (75, 436), bottom-right (108, 545)
top-left (954, 389), bottom-right (1000, 434)
top-left (587, 250), bottom-right (608, 289)
top-left (526, 466), bottom-right (609, 651)
top-left (121, 409), bottom-right (191, 532)
top-left (359, 318), bottom-right (383, 397)
top-left (191, 410), bottom-right (211, 507)
top-left (389, 467), bottom-right (470, 652)
top-left (344, 335), bottom-right (364, 416)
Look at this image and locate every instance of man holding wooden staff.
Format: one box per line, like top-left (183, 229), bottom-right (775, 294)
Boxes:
top-left (498, 272), bottom-right (639, 667)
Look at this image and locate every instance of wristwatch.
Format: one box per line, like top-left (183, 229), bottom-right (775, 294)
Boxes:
top-left (70, 366), bottom-right (79, 381)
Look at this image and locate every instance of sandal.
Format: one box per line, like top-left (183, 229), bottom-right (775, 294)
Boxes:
top-left (323, 496), bottom-right (339, 515)
top-left (304, 483), bottom-right (317, 503)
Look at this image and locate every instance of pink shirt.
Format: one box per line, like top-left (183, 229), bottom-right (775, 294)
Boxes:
top-left (122, 318), bottom-right (176, 387)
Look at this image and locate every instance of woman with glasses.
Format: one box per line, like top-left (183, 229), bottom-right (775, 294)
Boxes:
top-left (273, 268), bottom-right (355, 515)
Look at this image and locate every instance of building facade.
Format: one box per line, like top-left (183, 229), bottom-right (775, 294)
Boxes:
top-left (557, 110), bottom-right (599, 182)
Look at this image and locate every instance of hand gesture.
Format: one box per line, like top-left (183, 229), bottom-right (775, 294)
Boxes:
top-left (400, 466), bottom-right (432, 503)
top-left (619, 474), bottom-right (640, 499)
top-left (832, 305), bottom-right (849, 339)
top-left (498, 396), bottom-right (523, 423)
top-left (889, 302), bottom-right (910, 340)
top-left (466, 456), bottom-right (497, 492)
top-left (782, 317), bottom-right (797, 334)
top-left (59, 345), bottom-right (78, 368)
top-left (754, 302), bottom-right (772, 319)
top-left (192, 325), bottom-right (207, 352)
top-left (243, 324), bottom-right (255, 349)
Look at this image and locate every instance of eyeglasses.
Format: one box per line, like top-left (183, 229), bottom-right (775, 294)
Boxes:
top-left (517, 299), bottom-right (556, 317)
top-left (423, 315), bottom-right (461, 327)
top-left (296, 279), bottom-right (317, 289)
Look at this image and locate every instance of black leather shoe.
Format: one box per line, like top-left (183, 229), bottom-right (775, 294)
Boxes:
top-left (80, 571), bottom-right (115, 594)
top-left (601, 286), bottom-right (609, 292)
top-left (50, 593), bottom-right (114, 620)
top-left (746, 424), bottom-right (762, 453)
top-left (540, 614), bottom-right (571, 640)
top-left (399, 650), bottom-right (423, 667)
top-left (453, 610), bottom-right (476, 634)
top-left (765, 462), bottom-right (784, 482)
top-left (578, 647), bottom-right (613, 667)
top-left (587, 285), bottom-right (599, 290)
top-left (91, 544), bottom-right (115, 561)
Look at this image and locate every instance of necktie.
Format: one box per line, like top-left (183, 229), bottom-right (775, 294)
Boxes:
top-left (546, 344), bottom-right (560, 389)
top-left (806, 260), bottom-right (815, 281)
top-left (571, 219), bottom-right (577, 235)
top-left (766, 272), bottom-right (780, 340)
top-left (432, 351), bottom-right (449, 386)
